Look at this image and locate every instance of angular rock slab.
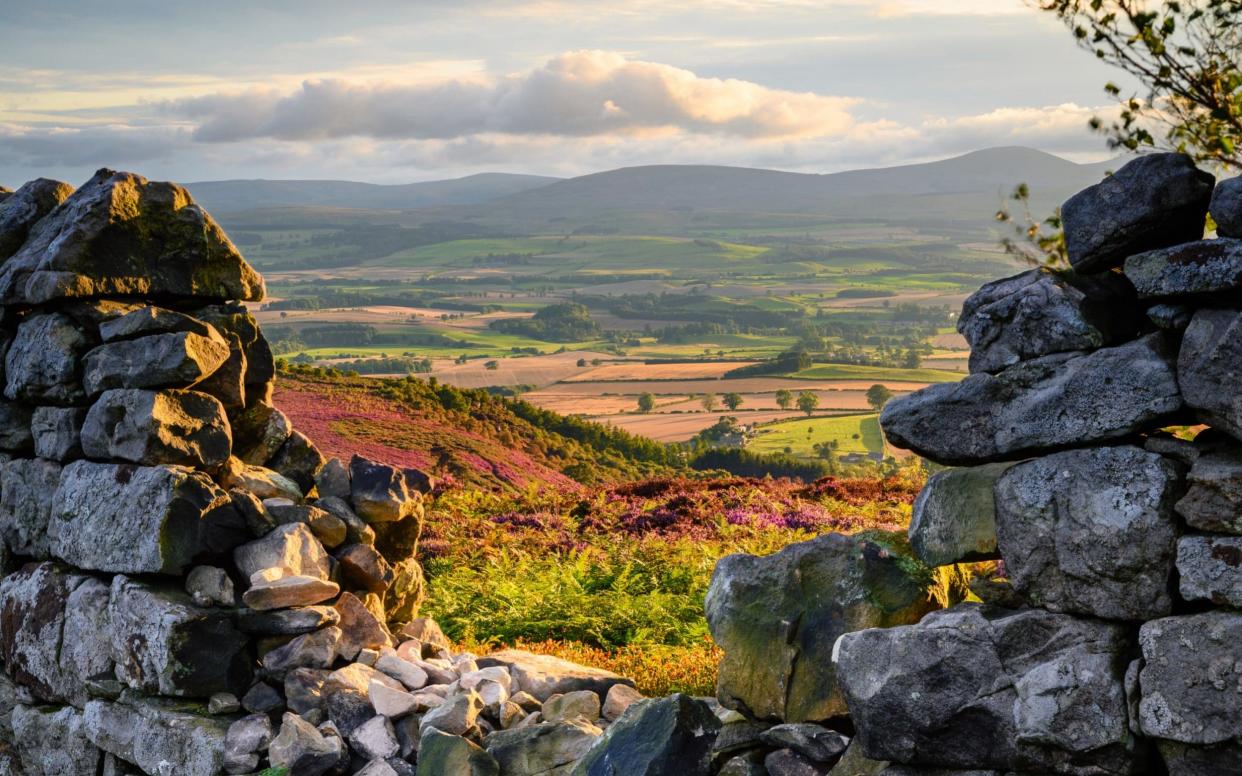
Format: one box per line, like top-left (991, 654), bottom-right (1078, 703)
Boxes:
top-left (11, 704), bottom-right (103, 776)
top-left (107, 575), bottom-right (252, 697)
top-left (82, 330), bottom-right (230, 396)
top-left (418, 729), bottom-right (501, 776)
top-left (0, 177), bottom-right (74, 260)
top-left (234, 522), bottom-right (332, 581)
top-left (880, 334), bottom-right (1183, 465)
top-left (48, 460), bottom-right (246, 575)
top-left (1178, 308), bottom-right (1242, 439)
top-left (477, 649), bottom-right (634, 703)
top-left (351, 454), bottom-right (422, 523)
top-left (485, 719), bottom-right (602, 776)
top-left (0, 169), bottom-right (265, 305)
top-left (957, 269), bottom-right (1137, 374)
top-left (706, 532), bottom-right (935, 723)
top-left (909, 463), bottom-right (1010, 567)
top-left (0, 562), bottom-right (113, 706)
top-left (81, 388), bottom-right (232, 467)
top-left (1177, 445), bottom-right (1242, 533)
top-left (5, 312), bottom-right (94, 405)
top-left (836, 604), bottom-right (1142, 774)
top-left (1137, 611), bottom-right (1242, 744)
top-left (1062, 152), bottom-right (1213, 273)
top-left (31, 406), bottom-right (85, 461)
top-left (1125, 237), bottom-right (1242, 298)
top-left (84, 692), bottom-right (232, 776)
top-left (994, 446), bottom-right (1181, 621)
top-left (571, 693), bottom-right (722, 776)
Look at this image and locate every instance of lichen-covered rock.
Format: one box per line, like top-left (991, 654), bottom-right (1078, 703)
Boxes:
top-left (0, 169), bottom-right (265, 305)
top-left (84, 693), bottom-right (232, 776)
top-left (385, 556), bottom-right (427, 623)
top-left (81, 388), bottom-right (232, 467)
top-left (1176, 534), bottom-right (1242, 607)
top-left (1176, 445), bottom-right (1242, 533)
top-left (0, 562), bottom-right (113, 707)
top-left (571, 693), bottom-right (721, 776)
top-left (1156, 740), bottom-right (1242, 776)
top-left (0, 458), bottom-right (61, 557)
top-left (82, 330), bottom-right (230, 397)
top-left (957, 269), bottom-right (1137, 373)
top-left (994, 446), bottom-right (1181, 621)
top-left (0, 178), bottom-right (74, 260)
top-left (233, 522), bottom-right (331, 581)
top-left (1124, 237), bottom-right (1242, 298)
top-left (10, 704), bottom-right (102, 776)
top-left (1178, 308), bottom-right (1242, 438)
top-left (1061, 152), bottom-right (1213, 273)
top-left (880, 334), bottom-right (1183, 465)
top-left (30, 406), bottom-right (85, 461)
top-left (485, 719), bottom-right (603, 776)
top-left (5, 312), bottom-right (93, 405)
top-left (1136, 611), bottom-right (1242, 744)
top-left (836, 604), bottom-right (1142, 774)
top-left (908, 463), bottom-right (1009, 567)
top-left (706, 532), bottom-right (935, 723)
top-left (107, 575), bottom-right (251, 697)
top-left (48, 460), bottom-right (246, 575)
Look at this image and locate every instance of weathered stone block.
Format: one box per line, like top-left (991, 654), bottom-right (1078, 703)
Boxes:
top-left (30, 406), bottom-right (85, 461)
top-left (1176, 444), bottom-right (1242, 533)
top-left (706, 532), bottom-right (935, 722)
top-left (82, 330), bottom-right (230, 396)
top-left (1178, 308), bottom-right (1242, 439)
top-left (571, 693), bottom-right (721, 776)
top-left (84, 692), bottom-right (232, 776)
top-left (5, 312), bottom-right (93, 405)
top-left (81, 388), bottom-right (232, 467)
top-left (0, 178), bottom-right (74, 260)
top-left (1125, 238), bottom-right (1242, 298)
top-left (48, 460), bottom-right (245, 575)
top-left (1062, 152), bottom-right (1213, 273)
top-left (0, 458), bottom-right (61, 558)
top-left (11, 704), bottom-right (103, 776)
top-left (1177, 534), bottom-right (1242, 607)
top-left (994, 446), bottom-right (1181, 621)
top-left (1137, 611), bottom-right (1242, 744)
top-left (909, 463), bottom-right (1009, 567)
top-left (880, 334), bottom-right (1183, 465)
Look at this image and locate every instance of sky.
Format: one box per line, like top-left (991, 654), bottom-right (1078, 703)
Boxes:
top-left (0, 0), bottom-right (1134, 186)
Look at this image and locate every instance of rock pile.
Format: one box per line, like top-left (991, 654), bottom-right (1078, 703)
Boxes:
top-left (832, 153), bottom-right (1242, 775)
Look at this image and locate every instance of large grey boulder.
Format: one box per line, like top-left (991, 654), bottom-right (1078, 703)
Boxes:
top-left (1062, 153), bottom-right (1213, 273)
top-left (476, 650), bottom-right (634, 703)
top-left (1177, 534), bottom-right (1242, 607)
top-left (1178, 308), bottom-right (1242, 438)
top-left (1124, 237), bottom-right (1242, 298)
top-left (107, 575), bottom-right (251, 697)
top-left (880, 334), bottom-right (1183, 465)
top-left (0, 178), bottom-right (74, 260)
top-left (417, 729), bottom-right (501, 776)
top-left (957, 269), bottom-right (1137, 373)
top-left (994, 446), bottom-right (1181, 621)
top-left (48, 460), bottom-right (246, 575)
top-left (485, 719), bottom-right (603, 776)
top-left (836, 604), bottom-right (1142, 774)
top-left (0, 458), bottom-right (61, 557)
top-left (84, 693), bottom-right (232, 776)
top-left (30, 406), bottom-right (85, 461)
top-left (706, 532), bottom-right (935, 722)
top-left (908, 463), bottom-right (1009, 567)
top-left (5, 312), bottom-right (93, 405)
top-left (82, 330), bottom-right (230, 396)
top-left (1210, 175), bottom-right (1242, 237)
top-left (10, 704), bottom-right (102, 776)
top-left (81, 388), bottom-right (232, 467)
top-left (0, 169), bottom-right (265, 305)
top-left (0, 562), bottom-right (113, 707)
top-left (1136, 611), bottom-right (1242, 744)
top-left (571, 693), bottom-right (722, 776)
top-left (1176, 445), bottom-right (1242, 532)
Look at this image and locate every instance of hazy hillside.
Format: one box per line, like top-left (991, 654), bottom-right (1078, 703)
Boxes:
top-left (186, 172), bottom-right (561, 213)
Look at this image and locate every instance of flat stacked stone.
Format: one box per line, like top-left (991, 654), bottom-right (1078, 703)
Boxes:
top-left (831, 153), bottom-right (1242, 774)
top-left (0, 170), bottom-right (434, 775)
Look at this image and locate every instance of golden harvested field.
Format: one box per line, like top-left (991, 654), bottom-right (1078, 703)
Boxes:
top-left (253, 305), bottom-right (533, 331)
top-left (929, 332), bottom-right (969, 349)
top-left (535, 377), bottom-right (933, 395)
top-left (428, 351), bottom-right (614, 390)
top-left (520, 394), bottom-right (695, 415)
top-left (563, 361), bottom-right (760, 382)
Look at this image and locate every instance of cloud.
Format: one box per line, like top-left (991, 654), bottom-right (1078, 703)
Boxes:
top-left (166, 51), bottom-right (860, 143)
top-left (0, 123), bottom-right (191, 167)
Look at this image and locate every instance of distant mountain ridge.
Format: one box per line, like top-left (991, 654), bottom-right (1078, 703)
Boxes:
top-left (188, 147), bottom-right (1123, 228)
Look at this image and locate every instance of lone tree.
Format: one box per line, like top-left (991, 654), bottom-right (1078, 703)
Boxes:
top-left (637, 392), bottom-right (656, 414)
top-left (797, 391), bottom-right (820, 416)
top-left (775, 389), bottom-right (794, 411)
top-left (701, 393), bottom-right (720, 412)
top-left (1034, 0), bottom-right (1242, 168)
top-left (866, 384), bottom-right (895, 412)
top-left (723, 392), bottom-right (744, 411)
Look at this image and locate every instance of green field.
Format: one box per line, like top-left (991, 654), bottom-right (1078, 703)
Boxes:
top-left (789, 364), bottom-right (965, 383)
top-left (748, 413), bottom-right (887, 459)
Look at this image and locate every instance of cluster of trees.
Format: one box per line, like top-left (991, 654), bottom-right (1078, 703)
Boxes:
top-left (491, 303), bottom-right (602, 342)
